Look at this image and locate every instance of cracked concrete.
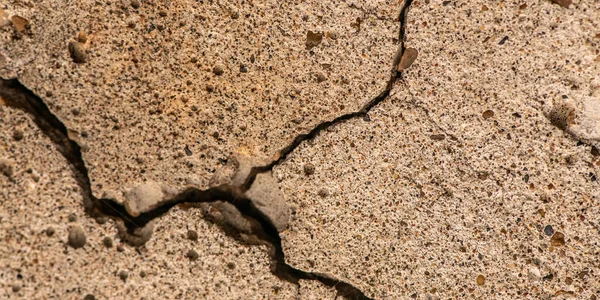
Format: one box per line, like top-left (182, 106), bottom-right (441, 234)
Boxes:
top-left (2, 0), bottom-right (600, 299)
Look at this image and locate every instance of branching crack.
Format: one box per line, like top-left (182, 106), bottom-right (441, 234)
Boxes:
top-left (0, 1), bottom-right (414, 298)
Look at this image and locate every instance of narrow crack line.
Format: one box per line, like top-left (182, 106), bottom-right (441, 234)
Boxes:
top-left (243, 0), bottom-right (414, 192)
top-left (0, 77), bottom-right (373, 299)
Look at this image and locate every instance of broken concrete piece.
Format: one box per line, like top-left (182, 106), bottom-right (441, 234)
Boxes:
top-left (116, 220), bottom-right (154, 246)
top-left (123, 181), bottom-right (176, 217)
top-left (210, 153), bottom-right (289, 232)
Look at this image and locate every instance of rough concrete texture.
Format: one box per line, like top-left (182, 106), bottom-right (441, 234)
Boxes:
top-left (2, 0), bottom-right (600, 299)
top-left (0, 0), bottom-right (399, 202)
top-left (0, 107), bottom-right (299, 299)
top-left (277, 0), bottom-right (600, 298)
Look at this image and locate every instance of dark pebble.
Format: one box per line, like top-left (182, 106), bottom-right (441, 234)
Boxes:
top-left (130, 0), bottom-right (140, 8)
top-left (213, 65), bottom-right (224, 76)
top-left (118, 270), bottom-right (128, 281)
top-left (12, 284), bottom-right (21, 293)
top-left (13, 129), bottom-right (24, 141)
top-left (240, 64), bottom-right (248, 73)
top-left (103, 236), bottom-right (114, 248)
top-left (83, 294), bottom-right (96, 300)
top-left (543, 225), bottom-right (554, 237)
top-left (187, 249), bottom-right (199, 261)
top-left (227, 262), bottom-right (235, 269)
top-left (187, 229), bottom-right (199, 241)
top-left (303, 163), bottom-right (315, 176)
top-left (45, 226), bottom-right (55, 237)
top-left (68, 213), bottom-right (77, 222)
top-left (68, 226), bottom-right (87, 248)
top-left (68, 41), bottom-right (87, 64)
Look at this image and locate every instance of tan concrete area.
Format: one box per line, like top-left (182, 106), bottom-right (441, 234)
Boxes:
top-left (1, 0), bottom-right (600, 299)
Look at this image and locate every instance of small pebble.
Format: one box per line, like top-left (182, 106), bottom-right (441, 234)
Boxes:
top-left (397, 48), bottom-right (418, 71)
top-left (231, 11), bottom-right (239, 19)
top-left (130, 0), bottom-right (140, 9)
top-left (83, 294), bottom-right (96, 300)
top-left (77, 31), bottom-right (88, 43)
top-left (11, 16), bottom-right (30, 34)
top-left (12, 283), bottom-right (21, 293)
top-left (187, 249), bottom-right (199, 261)
top-left (240, 64), bottom-right (248, 73)
top-left (0, 159), bottom-right (14, 178)
top-left (551, 0), bottom-right (571, 8)
top-left (303, 163), bottom-right (315, 176)
top-left (118, 270), bottom-right (129, 281)
top-left (550, 232), bottom-right (566, 246)
top-left (68, 41), bottom-right (87, 64)
top-left (13, 129), bottom-right (24, 141)
top-left (227, 262), bottom-right (235, 269)
top-left (317, 189), bottom-right (328, 198)
top-left (543, 225), bottom-right (554, 237)
top-left (482, 110), bottom-right (494, 119)
top-left (46, 226), bottom-right (55, 237)
top-left (159, 11), bottom-right (167, 17)
top-left (96, 216), bottom-right (109, 224)
top-left (103, 236), bottom-right (114, 248)
top-left (213, 65), bottom-right (224, 76)
top-left (68, 225), bottom-right (87, 249)
top-left (140, 270), bottom-right (147, 278)
top-left (430, 134), bottom-right (446, 141)
top-left (187, 229), bottom-right (199, 241)
top-left (476, 274), bottom-right (485, 285)
top-left (206, 84), bottom-right (215, 92)
top-left (68, 213), bottom-right (77, 222)
top-left (316, 73), bottom-right (327, 83)
top-left (117, 244), bottom-right (125, 252)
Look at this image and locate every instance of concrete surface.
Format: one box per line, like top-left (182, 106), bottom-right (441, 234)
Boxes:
top-left (2, 0), bottom-right (600, 299)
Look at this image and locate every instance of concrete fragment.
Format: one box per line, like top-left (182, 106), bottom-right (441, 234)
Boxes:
top-left (123, 181), bottom-right (176, 217)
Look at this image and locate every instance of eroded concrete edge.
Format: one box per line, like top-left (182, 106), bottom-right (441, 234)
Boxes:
top-left (0, 1), bottom-right (415, 298)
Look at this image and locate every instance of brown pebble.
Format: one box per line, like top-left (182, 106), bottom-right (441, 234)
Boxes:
top-left (130, 0), bottom-right (140, 8)
top-left (159, 11), bottom-right (167, 17)
top-left (397, 48), bottom-right (418, 71)
top-left (303, 163), bottom-right (316, 176)
top-left (305, 31), bottom-right (323, 50)
top-left (213, 65), bottom-right (224, 76)
top-left (206, 84), bottom-right (215, 92)
top-left (0, 159), bottom-right (14, 178)
top-left (317, 189), bottom-right (328, 198)
top-left (103, 236), bottom-right (114, 248)
top-left (68, 225), bottom-right (87, 249)
top-left (187, 229), bottom-right (199, 241)
top-left (550, 232), bottom-right (566, 246)
top-left (231, 11), bottom-right (240, 19)
top-left (96, 216), bottom-right (109, 224)
top-left (68, 41), bottom-right (87, 64)
top-left (83, 294), bottom-right (95, 300)
top-left (430, 134), bottom-right (446, 141)
top-left (13, 129), bottom-right (24, 141)
top-left (476, 274), bottom-right (485, 285)
top-left (316, 73), bottom-right (327, 83)
top-left (11, 16), bottom-right (30, 33)
top-left (140, 270), bottom-right (147, 278)
top-left (118, 270), bottom-right (128, 281)
top-left (77, 31), bottom-right (88, 43)
top-left (187, 249), bottom-right (199, 260)
top-left (12, 284), bottom-right (21, 293)
top-left (67, 213), bottom-right (77, 222)
top-left (482, 110), bottom-right (494, 119)
top-left (551, 0), bottom-right (571, 8)
top-left (117, 244), bottom-right (125, 252)
top-left (45, 226), bottom-right (55, 236)
top-left (227, 262), bottom-right (235, 269)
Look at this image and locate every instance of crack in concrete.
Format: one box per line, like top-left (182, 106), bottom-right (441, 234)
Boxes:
top-left (0, 1), bottom-right (414, 298)
top-left (244, 0), bottom-right (415, 192)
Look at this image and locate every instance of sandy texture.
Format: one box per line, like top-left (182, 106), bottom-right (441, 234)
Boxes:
top-left (2, 0), bottom-right (600, 299)
top-left (277, 0), bottom-right (600, 298)
top-left (0, 0), bottom-right (399, 202)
